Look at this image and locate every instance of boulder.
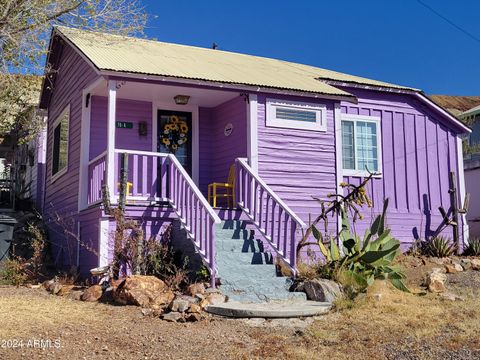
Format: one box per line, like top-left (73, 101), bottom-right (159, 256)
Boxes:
top-left (187, 283), bottom-right (205, 297)
top-left (461, 259), bottom-right (472, 270)
top-left (81, 285), bottom-right (103, 302)
top-left (426, 268), bottom-right (447, 293)
top-left (296, 279), bottom-right (343, 302)
top-left (162, 312), bottom-right (183, 322)
top-left (170, 299), bottom-right (190, 313)
top-left (445, 263), bottom-right (463, 273)
top-left (471, 259), bottom-right (480, 271)
top-left (56, 285), bottom-right (75, 297)
top-left (68, 290), bottom-right (84, 301)
top-left (113, 275), bottom-right (174, 309)
top-left (188, 304), bottom-right (201, 314)
top-left (206, 293), bottom-right (227, 305)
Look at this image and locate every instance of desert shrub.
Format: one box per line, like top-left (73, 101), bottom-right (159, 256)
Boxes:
top-left (424, 236), bottom-right (456, 258)
top-left (143, 225), bottom-right (190, 290)
top-left (0, 258), bottom-right (28, 286)
top-left (463, 238), bottom-right (480, 256)
top-left (313, 199), bottom-right (408, 294)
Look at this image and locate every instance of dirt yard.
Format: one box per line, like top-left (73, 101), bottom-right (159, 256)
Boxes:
top-left (0, 257), bottom-right (479, 360)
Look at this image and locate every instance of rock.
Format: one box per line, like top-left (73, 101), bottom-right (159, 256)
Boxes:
top-left (170, 299), bottom-right (190, 313)
top-left (205, 287), bottom-right (221, 294)
top-left (68, 290), bottom-right (84, 301)
top-left (426, 268), bottom-right (447, 293)
top-left (461, 259), bottom-right (472, 270)
top-left (296, 279), bottom-right (343, 302)
top-left (445, 263), bottom-right (463, 273)
top-left (431, 257), bottom-right (446, 265)
top-left (199, 299), bottom-right (209, 309)
top-left (81, 285), bottom-right (103, 302)
top-left (439, 292), bottom-right (465, 301)
top-left (100, 287), bottom-right (114, 303)
top-left (195, 294), bottom-right (205, 301)
top-left (185, 313), bottom-right (201, 322)
top-left (56, 285), bottom-right (75, 296)
top-left (187, 283), bottom-right (205, 297)
top-left (141, 308), bottom-right (154, 316)
top-left (188, 304), bottom-right (201, 313)
top-left (162, 312), bottom-right (183, 322)
top-left (113, 275), bottom-right (174, 309)
top-left (206, 293), bottom-right (227, 305)
top-left (471, 259), bottom-right (480, 271)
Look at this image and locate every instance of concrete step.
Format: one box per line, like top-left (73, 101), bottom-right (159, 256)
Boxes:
top-left (223, 289), bottom-right (307, 303)
top-left (216, 252), bottom-right (273, 265)
top-left (217, 264), bottom-right (279, 279)
top-left (205, 300), bottom-right (331, 318)
top-left (216, 239), bottom-right (266, 253)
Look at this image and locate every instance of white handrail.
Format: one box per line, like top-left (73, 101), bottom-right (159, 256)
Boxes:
top-left (237, 158), bottom-right (307, 229)
top-left (88, 150), bottom-right (108, 165)
top-left (168, 154), bottom-right (221, 224)
top-left (114, 149), bottom-right (170, 158)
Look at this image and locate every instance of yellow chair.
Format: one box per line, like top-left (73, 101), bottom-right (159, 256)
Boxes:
top-left (117, 181), bottom-right (134, 202)
top-left (208, 164), bottom-right (236, 208)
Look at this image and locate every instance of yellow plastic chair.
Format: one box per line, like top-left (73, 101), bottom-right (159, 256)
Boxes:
top-left (117, 181), bottom-right (134, 203)
top-left (208, 164), bottom-right (236, 208)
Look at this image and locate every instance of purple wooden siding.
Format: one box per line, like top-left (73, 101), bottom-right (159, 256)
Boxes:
top-left (340, 88), bottom-right (463, 247)
top-left (256, 94), bottom-right (337, 232)
top-left (89, 96), bottom-right (152, 160)
top-left (43, 44), bottom-right (99, 267)
top-left (198, 96), bottom-right (247, 195)
top-left (78, 207), bottom-right (102, 277)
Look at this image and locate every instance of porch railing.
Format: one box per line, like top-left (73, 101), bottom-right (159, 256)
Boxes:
top-left (86, 149), bottom-right (220, 286)
top-left (87, 150), bottom-right (107, 205)
top-left (235, 158), bottom-right (307, 274)
top-left (169, 154), bottom-right (220, 283)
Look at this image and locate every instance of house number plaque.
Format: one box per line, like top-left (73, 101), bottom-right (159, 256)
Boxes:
top-left (224, 123), bottom-right (233, 136)
top-left (116, 121), bottom-right (133, 129)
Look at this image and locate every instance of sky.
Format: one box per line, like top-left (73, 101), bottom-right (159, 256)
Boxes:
top-left (142, 0), bottom-right (480, 96)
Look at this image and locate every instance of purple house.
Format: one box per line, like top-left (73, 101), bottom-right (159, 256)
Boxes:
top-left (38, 27), bottom-right (470, 292)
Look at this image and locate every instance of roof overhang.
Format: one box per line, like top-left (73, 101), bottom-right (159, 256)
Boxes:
top-left (321, 79), bottom-right (471, 134)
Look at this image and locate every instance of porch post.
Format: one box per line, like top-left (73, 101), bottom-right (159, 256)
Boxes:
top-left (247, 94), bottom-right (258, 175)
top-left (107, 80), bottom-right (117, 204)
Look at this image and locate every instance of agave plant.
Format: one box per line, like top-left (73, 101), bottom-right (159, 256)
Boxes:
top-left (463, 238), bottom-right (480, 256)
top-left (313, 198), bottom-right (409, 292)
top-left (425, 236), bottom-right (456, 258)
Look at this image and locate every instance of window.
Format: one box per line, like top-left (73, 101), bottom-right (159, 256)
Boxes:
top-left (341, 114), bottom-right (382, 176)
top-left (266, 99), bottom-right (327, 131)
top-left (51, 105), bottom-right (70, 179)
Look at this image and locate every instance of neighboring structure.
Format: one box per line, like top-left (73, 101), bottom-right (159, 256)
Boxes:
top-left (431, 95), bottom-right (480, 238)
top-left (38, 27), bottom-right (470, 286)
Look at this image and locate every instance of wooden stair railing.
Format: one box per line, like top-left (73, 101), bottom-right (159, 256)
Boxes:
top-left (235, 158), bottom-right (307, 275)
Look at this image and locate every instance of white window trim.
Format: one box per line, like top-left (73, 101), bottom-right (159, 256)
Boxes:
top-left (51, 104), bottom-right (70, 183)
top-left (266, 98), bottom-right (327, 131)
top-left (341, 113), bottom-right (382, 178)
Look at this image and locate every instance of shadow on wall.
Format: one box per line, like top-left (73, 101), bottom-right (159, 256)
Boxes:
top-left (412, 194), bottom-right (449, 241)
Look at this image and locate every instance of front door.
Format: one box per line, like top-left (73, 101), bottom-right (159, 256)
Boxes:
top-left (157, 110), bottom-right (193, 175)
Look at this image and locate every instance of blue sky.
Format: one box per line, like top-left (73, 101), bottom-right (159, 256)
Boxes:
top-left (142, 1), bottom-right (479, 95)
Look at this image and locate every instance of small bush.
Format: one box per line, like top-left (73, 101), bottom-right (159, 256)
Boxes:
top-left (424, 236), bottom-right (456, 258)
top-left (463, 238), bottom-right (480, 256)
top-left (0, 258), bottom-right (28, 286)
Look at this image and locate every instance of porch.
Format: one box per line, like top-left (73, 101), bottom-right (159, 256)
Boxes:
top-left (79, 79), bottom-right (306, 288)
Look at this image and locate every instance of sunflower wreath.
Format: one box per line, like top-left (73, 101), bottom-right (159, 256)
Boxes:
top-left (161, 115), bottom-right (189, 152)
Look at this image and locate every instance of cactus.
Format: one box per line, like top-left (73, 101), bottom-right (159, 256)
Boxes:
top-left (314, 198), bottom-right (408, 292)
top-left (424, 236), bottom-right (456, 258)
top-left (463, 238), bottom-right (480, 256)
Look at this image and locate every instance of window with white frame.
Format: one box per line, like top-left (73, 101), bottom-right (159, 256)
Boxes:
top-left (51, 105), bottom-right (70, 178)
top-left (341, 115), bottom-right (381, 175)
top-left (266, 99), bottom-right (327, 131)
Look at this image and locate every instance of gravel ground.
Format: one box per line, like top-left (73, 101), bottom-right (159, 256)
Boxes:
top-left (0, 256), bottom-right (479, 359)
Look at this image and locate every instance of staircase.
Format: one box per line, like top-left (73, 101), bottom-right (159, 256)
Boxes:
top-left (216, 220), bottom-right (307, 303)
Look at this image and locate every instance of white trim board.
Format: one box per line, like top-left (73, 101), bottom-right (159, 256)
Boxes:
top-left (456, 137), bottom-right (469, 245)
top-left (247, 94), bottom-right (259, 174)
top-left (334, 103), bottom-right (343, 235)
